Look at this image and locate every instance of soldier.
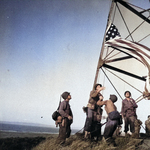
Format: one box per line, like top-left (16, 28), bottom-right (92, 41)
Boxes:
top-left (84, 84), bottom-right (104, 140)
top-left (121, 91), bottom-right (138, 136)
top-left (56, 92), bottom-right (73, 145)
top-left (145, 115), bottom-right (150, 136)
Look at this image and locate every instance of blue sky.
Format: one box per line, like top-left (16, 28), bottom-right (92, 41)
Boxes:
top-left (0, 0), bottom-right (111, 129)
top-left (0, 0), bottom-right (150, 132)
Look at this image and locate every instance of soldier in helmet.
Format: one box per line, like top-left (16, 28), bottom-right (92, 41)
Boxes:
top-left (84, 84), bottom-right (104, 140)
top-left (121, 91), bottom-right (138, 137)
top-left (56, 91), bottom-right (73, 145)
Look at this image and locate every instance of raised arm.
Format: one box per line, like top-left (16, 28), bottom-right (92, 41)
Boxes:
top-left (97, 100), bottom-right (107, 106)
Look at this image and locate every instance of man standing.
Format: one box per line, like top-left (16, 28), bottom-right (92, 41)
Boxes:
top-left (84, 84), bottom-right (104, 140)
top-left (121, 91), bottom-right (138, 136)
top-left (145, 115), bottom-right (150, 136)
top-left (56, 91), bottom-right (73, 145)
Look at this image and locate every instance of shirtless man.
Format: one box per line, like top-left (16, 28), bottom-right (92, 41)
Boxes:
top-left (97, 95), bottom-right (121, 140)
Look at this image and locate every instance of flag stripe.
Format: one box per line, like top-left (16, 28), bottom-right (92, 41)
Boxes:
top-left (104, 23), bottom-right (150, 95)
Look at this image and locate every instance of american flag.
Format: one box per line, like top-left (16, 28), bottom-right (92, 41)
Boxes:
top-left (105, 23), bottom-right (150, 64)
top-left (105, 23), bottom-right (120, 41)
top-left (105, 23), bottom-right (150, 94)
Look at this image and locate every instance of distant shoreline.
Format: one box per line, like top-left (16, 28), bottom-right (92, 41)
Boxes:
top-left (0, 122), bottom-right (80, 137)
top-left (0, 131), bottom-right (57, 139)
top-left (0, 129), bottom-right (78, 139)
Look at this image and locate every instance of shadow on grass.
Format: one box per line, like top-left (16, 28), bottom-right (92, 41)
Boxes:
top-left (0, 137), bottom-right (45, 150)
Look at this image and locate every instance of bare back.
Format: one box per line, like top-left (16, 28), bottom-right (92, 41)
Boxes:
top-left (105, 100), bottom-right (116, 114)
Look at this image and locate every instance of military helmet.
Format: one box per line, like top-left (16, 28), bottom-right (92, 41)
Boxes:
top-left (61, 91), bottom-right (70, 100)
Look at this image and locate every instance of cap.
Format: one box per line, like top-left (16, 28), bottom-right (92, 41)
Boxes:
top-left (61, 91), bottom-right (70, 100)
top-left (110, 94), bottom-right (118, 103)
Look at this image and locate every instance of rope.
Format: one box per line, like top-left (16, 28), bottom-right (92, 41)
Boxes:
top-left (74, 127), bottom-right (84, 134)
top-left (86, 122), bottom-right (107, 134)
top-left (75, 121), bottom-right (108, 135)
top-left (116, 3), bottom-right (134, 41)
top-left (101, 67), bottom-right (123, 100)
top-left (105, 67), bottom-right (143, 94)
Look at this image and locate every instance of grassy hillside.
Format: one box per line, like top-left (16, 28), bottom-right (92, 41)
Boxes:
top-left (32, 133), bottom-right (144, 150)
top-left (1, 132), bottom-right (150, 150)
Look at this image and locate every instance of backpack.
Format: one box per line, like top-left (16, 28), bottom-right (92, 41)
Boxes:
top-left (52, 110), bottom-right (61, 121)
top-left (52, 97), bottom-right (61, 121)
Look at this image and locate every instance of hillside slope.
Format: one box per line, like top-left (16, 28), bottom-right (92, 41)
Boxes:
top-left (32, 133), bottom-right (147, 150)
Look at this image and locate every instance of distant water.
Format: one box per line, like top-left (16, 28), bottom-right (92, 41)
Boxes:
top-left (0, 123), bottom-right (79, 134)
top-left (0, 123), bottom-right (59, 134)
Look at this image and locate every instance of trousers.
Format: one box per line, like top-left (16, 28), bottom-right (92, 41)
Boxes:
top-left (124, 115), bottom-right (136, 133)
top-left (103, 118), bottom-right (118, 139)
top-left (56, 118), bottom-right (72, 144)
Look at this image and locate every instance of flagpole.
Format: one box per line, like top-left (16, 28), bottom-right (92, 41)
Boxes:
top-left (92, 0), bottom-right (115, 89)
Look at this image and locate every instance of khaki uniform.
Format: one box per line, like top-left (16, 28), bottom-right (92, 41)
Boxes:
top-left (84, 90), bottom-right (103, 140)
top-left (121, 98), bottom-right (138, 133)
top-left (145, 118), bottom-right (150, 136)
top-left (56, 100), bottom-right (73, 144)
